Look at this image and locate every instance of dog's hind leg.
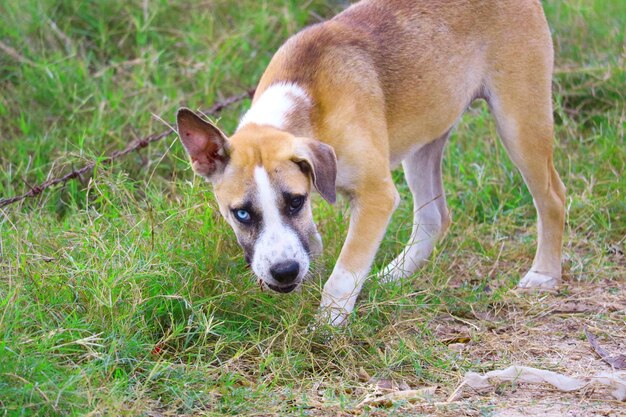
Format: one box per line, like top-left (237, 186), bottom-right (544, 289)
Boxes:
top-left (485, 40), bottom-right (566, 289)
top-left (379, 133), bottom-right (451, 282)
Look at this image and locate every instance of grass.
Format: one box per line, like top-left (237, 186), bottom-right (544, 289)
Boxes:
top-left (0, 0), bottom-right (624, 415)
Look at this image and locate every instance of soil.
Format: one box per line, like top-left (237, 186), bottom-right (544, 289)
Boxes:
top-left (358, 280), bottom-right (625, 416)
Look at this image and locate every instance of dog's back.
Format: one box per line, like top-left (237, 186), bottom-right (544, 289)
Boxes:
top-left (256, 0), bottom-right (553, 157)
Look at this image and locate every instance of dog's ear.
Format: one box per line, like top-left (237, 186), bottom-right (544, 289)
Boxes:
top-left (293, 138), bottom-right (337, 204)
top-left (176, 108), bottom-right (229, 181)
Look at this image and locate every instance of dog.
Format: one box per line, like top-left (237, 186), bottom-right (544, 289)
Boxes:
top-left (176, 0), bottom-right (566, 325)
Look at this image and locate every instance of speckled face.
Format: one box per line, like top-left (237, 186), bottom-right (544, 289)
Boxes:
top-left (207, 127), bottom-right (334, 292)
top-left (177, 112), bottom-right (334, 294)
top-left (212, 131), bottom-right (324, 293)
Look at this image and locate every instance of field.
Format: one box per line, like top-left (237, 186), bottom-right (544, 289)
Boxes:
top-left (0, 0), bottom-right (624, 415)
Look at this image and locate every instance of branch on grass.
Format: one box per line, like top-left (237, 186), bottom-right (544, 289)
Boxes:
top-left (585, 327), bottom-right (626, 370)
top-left (0, 40), bottom-right (37, 66)
top-left (0, 88), bottom-right (255, 209)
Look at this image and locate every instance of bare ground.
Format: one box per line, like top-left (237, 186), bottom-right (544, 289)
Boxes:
top-left (288, 279), bottom-right (625, 417)
top-left (448, 280), bottom-right (625, 417)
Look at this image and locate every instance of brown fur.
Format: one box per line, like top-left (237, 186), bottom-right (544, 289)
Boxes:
top-left (177, 0), bottom-right (565, 324)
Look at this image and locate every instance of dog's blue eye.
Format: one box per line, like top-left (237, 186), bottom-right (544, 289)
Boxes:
top-left (234, 209), bottom-right (251, 223)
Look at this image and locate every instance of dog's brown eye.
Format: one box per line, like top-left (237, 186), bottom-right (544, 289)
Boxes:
top-left (289, 196), bottom-right (304, 214)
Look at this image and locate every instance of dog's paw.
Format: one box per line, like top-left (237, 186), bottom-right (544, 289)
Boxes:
top-left (315, 306), bottom-right (350, 327)
top-left (376, 268), bottom-right (400, 284)
top-left (306, 311), bottom-right (343, 341)
top-left (377, 262), bottom-right (410, 283)
top-left (518, 271), bottom-right (561, 289)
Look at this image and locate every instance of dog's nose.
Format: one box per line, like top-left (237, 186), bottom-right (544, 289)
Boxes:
top-left (270, 261), bottom-right (300, 284)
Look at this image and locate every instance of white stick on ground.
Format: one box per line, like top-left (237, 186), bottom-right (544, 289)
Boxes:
top-left (449, 365), bottom-right (626, 402)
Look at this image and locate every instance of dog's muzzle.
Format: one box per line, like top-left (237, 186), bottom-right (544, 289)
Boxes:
top-left (264, 261), bottom-right (300, 293)
top-left (270, 261), bottom-right (299, 283)
top-left (266, 282), bottom-right (299, 293)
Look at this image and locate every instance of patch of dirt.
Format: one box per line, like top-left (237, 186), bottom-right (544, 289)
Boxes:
top-left (372, 280), bottom-right (625, 416)
top-left (492, 400), bottom-right (620, 417)
top-left (458, 282), bottom-right (623, 415)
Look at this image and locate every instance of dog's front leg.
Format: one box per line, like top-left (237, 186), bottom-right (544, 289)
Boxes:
top-left (320, 179), bottom-right (399, 325)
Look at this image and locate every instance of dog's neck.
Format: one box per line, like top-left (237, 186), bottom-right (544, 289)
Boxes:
top-left (237, 82), bottom-right (314, 137)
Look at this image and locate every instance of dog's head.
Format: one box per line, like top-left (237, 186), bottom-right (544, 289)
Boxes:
top-left (176, 108), bottom-right (336, 293)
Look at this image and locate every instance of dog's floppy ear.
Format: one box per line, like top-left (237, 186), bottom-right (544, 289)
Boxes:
top-left (293, 138), bottom-right (337, 204)
top-left (176, 108), bottom-right (229, 181)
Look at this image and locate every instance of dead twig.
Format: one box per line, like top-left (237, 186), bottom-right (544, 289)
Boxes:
top-left (0, 89), bottom-right (255, 209)
top-left (0, 40), bottom-right (36, 66)
top-left (585, 328), bottom-right (626, 370)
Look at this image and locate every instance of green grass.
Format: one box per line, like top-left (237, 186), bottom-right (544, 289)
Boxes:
top-left (1, 0), bottom-right (624, 415)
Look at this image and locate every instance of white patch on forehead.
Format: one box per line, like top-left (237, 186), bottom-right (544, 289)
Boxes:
top-left (254, 166), bottom-right (281, 225)
top-left (251, 166), bottom-right (309, 286)
top-left (238, 82), bottom-right (310, 131)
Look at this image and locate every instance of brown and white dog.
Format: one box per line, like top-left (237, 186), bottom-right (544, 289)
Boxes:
top-left (176, 0), bottom-right (566, 325)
